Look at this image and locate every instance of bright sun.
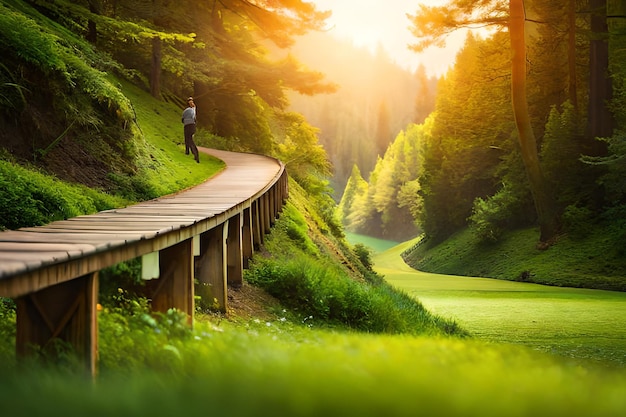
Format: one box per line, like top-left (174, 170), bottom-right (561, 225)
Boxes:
top-left (310, 0), bottom-right (468, 77)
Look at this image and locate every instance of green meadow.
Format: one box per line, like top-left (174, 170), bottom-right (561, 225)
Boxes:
top-left (374, 238), bottom-right (626, 368)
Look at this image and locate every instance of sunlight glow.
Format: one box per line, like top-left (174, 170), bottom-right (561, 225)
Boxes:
top-left (310, 0), bottom-right (467, 76)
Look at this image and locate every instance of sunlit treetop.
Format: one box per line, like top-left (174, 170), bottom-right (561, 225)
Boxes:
top-left (215, 0), bottom-right (331, 47)
top-left (407, 0), bottom-right (508, 52)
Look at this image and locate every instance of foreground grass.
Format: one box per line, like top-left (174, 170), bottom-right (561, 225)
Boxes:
top-left (2, 315), bottom-right (626, 417)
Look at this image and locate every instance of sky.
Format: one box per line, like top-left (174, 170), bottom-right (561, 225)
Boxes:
top-left (309, 0), bottom-right (469, 77)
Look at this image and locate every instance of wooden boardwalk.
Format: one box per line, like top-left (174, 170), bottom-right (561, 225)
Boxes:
top-left (0, 148), bottom-right (288, 373)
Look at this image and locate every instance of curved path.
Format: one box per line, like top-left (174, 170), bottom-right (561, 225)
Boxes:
top-left (0, 148), bottom-right (286, 297)
top-left (0, 148), bottom-right (288, 374)
top-left (374, 241), bottom-right (626, 368)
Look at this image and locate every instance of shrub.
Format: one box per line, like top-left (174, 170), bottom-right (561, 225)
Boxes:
top-left (0, 298), bottom-right (16, 369)
top-left (353, 243), bottom-right (373, 270)
top-left (0, 160), bottom-right (127, 229)
top-left (245, 254), bottom-right (463, 336)
top-left (468, 184), bottom-right (528, 243)
top-left (562, 205), bottom-right (594, 239)
top-left (98, 300), bottom-right (192, 375)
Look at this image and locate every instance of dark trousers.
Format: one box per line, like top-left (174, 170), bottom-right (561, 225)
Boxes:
top-left (184, 123), bottom-right (199, 162)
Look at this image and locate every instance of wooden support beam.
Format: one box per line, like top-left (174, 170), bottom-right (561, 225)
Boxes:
top-left (196, 222), bottom-right (228, 312)
top-left (16, 272), bottom-right (98, 376)
top-left (252, 200), bottom-right (263, 248)
top-left (262, 194), bottom-right (271, 235)
top-left (227, 214), bottom-right (243, 288)
top-left (144, 239), bottom-right (194, 324)
top-left (242, 207), bottom-right (254, 269)
top-left (275, 184), bottom-right (282, 217)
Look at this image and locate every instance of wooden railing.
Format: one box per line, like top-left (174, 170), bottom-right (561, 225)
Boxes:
top-left (0, 148), bottom-right (288, 375)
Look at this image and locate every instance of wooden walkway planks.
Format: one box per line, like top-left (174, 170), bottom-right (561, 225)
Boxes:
top-left (0, 148), bottom-right (285, 298)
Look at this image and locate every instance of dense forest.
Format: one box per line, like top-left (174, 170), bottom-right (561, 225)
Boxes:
top-left (286, 31), bottom-right (437, 197)
top-left (335, 0), bottom-right (626, 244)
top-left (2, 0), bottom-right (626, 255)
top-left (0, 0), bottom-right (336, 223)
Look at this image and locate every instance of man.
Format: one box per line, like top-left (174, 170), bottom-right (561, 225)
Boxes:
top-left (182, 97), bottom-right (199, 163)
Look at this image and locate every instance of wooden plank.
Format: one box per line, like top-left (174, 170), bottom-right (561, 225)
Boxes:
top-left (0, 231), bottom-right (130, 245)
top-left (0, 261), bottom-right (28, 276)
top-left (0, 252), bottom-right (73, 262)
top-left (111, 206), bottom-right (223, 214)
top-left (67, 215), bottom-right (204, 222)
top-left (40, 220), bottom-right (181, 229)
top-left (17, 227), bottom-right (159, 236)
top-left (0, 242), bottom-right (96, 253)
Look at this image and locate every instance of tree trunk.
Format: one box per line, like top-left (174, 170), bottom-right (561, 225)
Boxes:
top-left (150, 36), bottom-right (162, 99)
top-left (86, 0), bottom-right (101, 44)
top-left (587, 0), bottom-right (613, 145)
top-left (568, 0), bottom-right (578, 109)
top-left (150, 0), bottom-right (163, 99)
top-left (509, 0), bottom-right (560, 245)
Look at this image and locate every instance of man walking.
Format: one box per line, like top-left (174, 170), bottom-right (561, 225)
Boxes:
top-left (182, 97), bottom-right (199, 163)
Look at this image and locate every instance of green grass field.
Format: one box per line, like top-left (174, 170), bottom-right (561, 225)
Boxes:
top-left (374, 237), bottom-right (626, 368)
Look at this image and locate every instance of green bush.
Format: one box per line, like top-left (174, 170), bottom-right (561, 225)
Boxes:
top-left (107, 172), bottom-right (160, 201)
top-left (0, 2), bottom-right (133, 122)
top-left (353, 243), bottom-right (373, 270)
top-left (0, 160), bottom-right (127, 229)
top-left (270, 202), bottom-right (319, 256)
top-left (468, 184), bottom-right (528, 243)
top-left (0, 5), bottom-right (66, 74)
top-left (99, 259), bottom-right (145, 308)
top-left (0, 298), bottom-right (16, 370)
top-left (246, 253), bottom-right (463, 336)
top-left (562, 205), bottom-right (594, 239)
top-left (98, 299), bottom-right (192, 375)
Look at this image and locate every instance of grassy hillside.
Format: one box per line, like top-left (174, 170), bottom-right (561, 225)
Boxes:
top-left (0, 0), bottom-right (224, 228)
top-left (0, 74), bottom-right (225, 230)
top-left (403, 226), bottom-right (626, 292)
